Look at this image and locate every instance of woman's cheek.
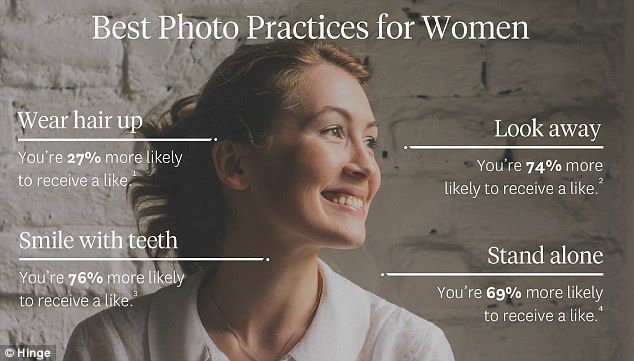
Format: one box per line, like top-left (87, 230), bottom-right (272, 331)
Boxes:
top-left (296, 140), bottom-right (342, 178)
top-left (372, 161), bottom-right (382, 190)
top-left (365, 162), bottom-right (381, 207)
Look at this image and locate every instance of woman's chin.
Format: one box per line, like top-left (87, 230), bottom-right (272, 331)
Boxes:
top-left (324, 230), bottom-right (366, 249)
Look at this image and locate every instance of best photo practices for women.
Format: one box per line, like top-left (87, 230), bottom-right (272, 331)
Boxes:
top-left (1, 1), bottom-right (632, 361)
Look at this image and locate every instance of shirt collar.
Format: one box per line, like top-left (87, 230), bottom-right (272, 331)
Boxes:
top-left (287, 259), bottom-right (371, 361)
top-left (147, 258), bottom-right (371, 361)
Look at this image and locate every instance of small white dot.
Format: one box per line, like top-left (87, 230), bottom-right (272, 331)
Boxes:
top-left (380, 273), bottom-right (385, 277)
top-left (265, 257), bottom-right (270, 262)
top-left (403, 146), bottom-right (408, 150)
top-left (213, 138), bottom-right (218, 141)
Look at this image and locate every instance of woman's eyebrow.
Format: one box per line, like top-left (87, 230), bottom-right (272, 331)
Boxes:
top-left (303, 106), bottom-right (349, 124)
top-left (302, 106), bottom-right (378, 129)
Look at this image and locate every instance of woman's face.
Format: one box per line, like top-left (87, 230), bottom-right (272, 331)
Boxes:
top-left (245, 63), bottom-right (381, 250)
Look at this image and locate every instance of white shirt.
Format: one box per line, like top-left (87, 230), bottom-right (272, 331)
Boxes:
top-left (63, 259), bottom-right (454, 361)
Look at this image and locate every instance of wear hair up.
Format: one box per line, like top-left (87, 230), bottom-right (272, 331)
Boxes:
top-left (128, 39), bottom-right (371, 275)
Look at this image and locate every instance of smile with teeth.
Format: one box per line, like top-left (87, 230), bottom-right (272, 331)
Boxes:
top-left (322, 192), bottom-right (364, 210)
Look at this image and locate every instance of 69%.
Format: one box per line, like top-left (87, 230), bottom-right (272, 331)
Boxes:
top-left (437, 285), bottom-right (522, 301)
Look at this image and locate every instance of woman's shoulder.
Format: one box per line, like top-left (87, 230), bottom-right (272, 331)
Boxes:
top-left (63, 269), bottom-right (206, 361)
top-left (322, 261), bottom-right (454, 360)
top-left (75, 291), bottom-right (153, 332)
top-left (361, 290), bottom-right (455, 360)
top-left (63, 292), bottom-right (155, 361)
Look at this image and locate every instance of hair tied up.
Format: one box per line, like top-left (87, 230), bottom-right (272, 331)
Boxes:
top-left (128, 39), bottom-right (370, 276)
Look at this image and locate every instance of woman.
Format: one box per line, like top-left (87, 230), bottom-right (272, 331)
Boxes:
top-left (64, 39), bottom-right (454, 361)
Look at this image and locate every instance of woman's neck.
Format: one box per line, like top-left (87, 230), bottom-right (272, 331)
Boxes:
top-left (198, 230), bottom-right (322, 356)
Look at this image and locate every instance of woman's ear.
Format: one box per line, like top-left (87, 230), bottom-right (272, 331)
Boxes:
top-left (211, 140), bottom-right (250, 191)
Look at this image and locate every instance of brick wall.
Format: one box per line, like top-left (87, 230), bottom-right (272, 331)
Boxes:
top-left (0, 0), bottom-right (627, 359)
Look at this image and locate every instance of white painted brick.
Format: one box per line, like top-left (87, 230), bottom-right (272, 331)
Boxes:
top-left (0, 20), bottom-right (122, 88)
top-left (403, 0), bottom-right (622, 29)
top-left (445, 321), bottom-right (618, 361)
top-left (159, 0), bottom-right (297, 18)
top-left (16, 0), bottom-right (155, 19)
top-left (368, 38), bottom-right (484, 98)
top-left (1, 296), bottom-right (101, 356)
top-left (488, 40), bottom-right (608, 101)
top-left (126, 27), bottom-right (237, 94)
top-left (366, 176), bottom-right (614, 246)
top-left (0, 0), bottom-right (10, 17)
top-left (0, 170), bottom-right (133, 227)
top-left (0, 96), bottom-right (16, 155)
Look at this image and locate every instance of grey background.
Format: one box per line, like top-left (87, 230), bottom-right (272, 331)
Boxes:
top-left (0, 0), bottom-right (630, 360)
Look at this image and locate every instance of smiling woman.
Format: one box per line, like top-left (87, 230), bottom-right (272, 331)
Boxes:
top-left (63, 39), bottom-right (454, 361)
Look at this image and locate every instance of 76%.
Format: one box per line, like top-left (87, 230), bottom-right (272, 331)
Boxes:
top-left (67, 271), bottom-right (104, 286)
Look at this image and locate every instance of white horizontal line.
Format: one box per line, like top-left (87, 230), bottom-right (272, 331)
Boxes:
top-left (381, 272), bottom-right (604, 277)
top-left (17, 138), bottom-right (217, 142)
top-left (404, 145), bottom-right (604, 150)
top-left (19, 257), bottom-right (266, 262)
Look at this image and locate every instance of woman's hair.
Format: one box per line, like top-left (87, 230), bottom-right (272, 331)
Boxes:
top-left (128, 39), bottom-right (371, 275)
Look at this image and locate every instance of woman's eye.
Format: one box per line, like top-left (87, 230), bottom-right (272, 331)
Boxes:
top-left (321, 125), bottom-right (344, 138)
top-left (365, 137), bottom-right (378, 149)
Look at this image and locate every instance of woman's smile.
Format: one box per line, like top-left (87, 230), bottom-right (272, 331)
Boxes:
top-left (320, 189), bottom-right (366, 213)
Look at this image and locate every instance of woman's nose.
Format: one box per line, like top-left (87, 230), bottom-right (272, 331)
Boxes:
top-left (342, 140), bottom-right (378, 180)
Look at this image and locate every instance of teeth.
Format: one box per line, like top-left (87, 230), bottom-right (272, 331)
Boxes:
top-left (327, 194), bottom-right (364, 209)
